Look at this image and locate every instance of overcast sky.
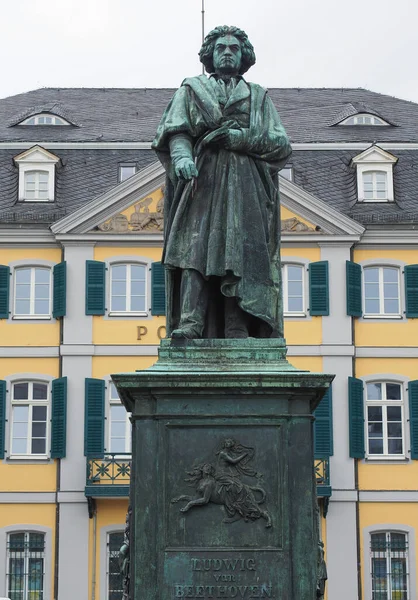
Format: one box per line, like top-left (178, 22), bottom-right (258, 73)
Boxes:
top-left (1, 0), bottom-right (417, 103)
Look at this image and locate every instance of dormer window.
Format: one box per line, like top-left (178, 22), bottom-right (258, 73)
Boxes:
top-left (352, 146), bottom-right (397, 203)
top-left (339, 114), bottom-right (389, 126)
top-left (363, 171), bottom-right (388, 201)
top-left (19, 113), bottom-right (70, 126)
top-left (13, 146), bottom-right (61, 202)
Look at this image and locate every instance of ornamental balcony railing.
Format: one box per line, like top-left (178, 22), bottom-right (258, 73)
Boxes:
top-left (85, 454), bottom-right (331, 498)
top-left (85, 453), bottom-right (132, 497)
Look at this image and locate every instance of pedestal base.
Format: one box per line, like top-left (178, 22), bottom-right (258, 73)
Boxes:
top-left (113, 339), bottom-right (333, 600)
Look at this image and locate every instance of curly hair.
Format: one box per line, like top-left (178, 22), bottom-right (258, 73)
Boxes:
top-left (199, 25), bottom-right (256, 75)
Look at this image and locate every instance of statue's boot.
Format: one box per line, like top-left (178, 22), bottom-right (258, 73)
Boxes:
top-left (224, 297), bottom-right (249, 339)
top-left (171, 269), bottom-right (207, 339)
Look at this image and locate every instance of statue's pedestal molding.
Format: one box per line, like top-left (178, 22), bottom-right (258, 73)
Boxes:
top-left (113, 339), bottom-right (334, 600)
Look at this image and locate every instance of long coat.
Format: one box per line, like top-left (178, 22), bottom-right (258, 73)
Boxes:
top-left (152, 75), bottom-right (292, 337)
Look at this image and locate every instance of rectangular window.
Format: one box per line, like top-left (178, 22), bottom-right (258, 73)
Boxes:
top-left (11, 381), bottom-right (49, 457)
top-left (363, 171), bottom-right (388, 201)
top-left (108, 382), bottom-right (131, 454)
top-left (370, 532), bottom-right (409, 600)
top-left (366, 382), bottom-right (404, 457)
top-left (110, 264), bottom-right (147, 315)
top-left (108, 532), bottom-right (124, 600)
top-left (282, 264), bottom-right (305, 315)
top-left (364, 267), bottom-right (400, 317)
top-left (24, 171), bottom-right (49, 201)
top-left (119, 164), bottom-right (137, 182)
top-left (14, 267), bottom-right (51, 318)
top-left (7, 532), bottom-right (45, 600)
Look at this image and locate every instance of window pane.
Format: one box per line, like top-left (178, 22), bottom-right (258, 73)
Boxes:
top-left (12, 439), bottom-right (27, 454)
top-left (13, 422), bottom-right (28, 438)
top-left (32, 422), bottom-right (46, 437)
top-left (387, 406), bottom-right (402, 421)
top-left (33, 383), bottom-right (47, 400)
top-left (34, 299), bottom-right (50, 315)
top-left (287, 265), bottom-right (302, 280)
top-left (365, 299), bottom-right (380, 313)
top-left (35, 269), bottom-right (50, 284)
top-left (120, 166), bottom-right (136, 181)
top-left (16, 269), bottom-right (31, 284)
top-left (130, 296), bottom-right (146, 312)
top-left (130, 265), bottom-right (145, 280)
top-left (364, 268), bottom-right (379, 283)
top-left (111, 296), bottom-right (126, 312)
top-left (32, 406), bottom-right (47, 420)
top-left (367, 383), bottom-right (382, 401)
top-left (13, 405), bottom-right (29, 421)
top-left (384, 298), bottom-right (399, 314)
top-left (31, 439), bottom-right (46, 454)
top-left (390, 533), bottom-right (407, 550)
top-left (363, 173), bottom-right (373, 184)
top-left (365, 283), bottom-right (379, 298)
top-left (14, 382), bottom-right (29, 400)
top-left (371, 532), bottom-right (386, 549)
top-left (287, 297), bottom-right (303, 312)
top-left (383, 282), bottom-right (398, 299)
top-left (111, 405), bottom-right (126, 421)
top-left (16, 284), bottom-right (31, 299)
top-left (110, 382), bottom-right (119, 400)
top-left (112, 265), bottom-right (126, 280)
top-left (131, 280), bottom-right (146, 296)
top-left (388, 438), bottom-right (403, 454)
top-left (386, 384), bottom-right (401, 400)
top-left (369, 438), bottom-right (384, 454)
top-left (110, 438), bottom-right (126, 453)
top-left (15, 299), bottom-right (31, 314)
top-left (111, 281), bottom-right (126, 296)
top-left (35, 284), bottom-right (50, 299)
top-left (368, 422), bottom-right (383, 437)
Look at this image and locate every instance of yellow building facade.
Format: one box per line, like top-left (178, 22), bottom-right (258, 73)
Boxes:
top-left (1, 87), bottom-right (418, 600)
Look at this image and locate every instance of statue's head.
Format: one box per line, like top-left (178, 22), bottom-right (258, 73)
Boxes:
top-left (199, 25), bottom-right (256, 76)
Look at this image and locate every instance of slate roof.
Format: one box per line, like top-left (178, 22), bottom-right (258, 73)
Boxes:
top-left (0, 87), bottom-right (418, 227)
top-left (1, 87), bottom-right (418, 143)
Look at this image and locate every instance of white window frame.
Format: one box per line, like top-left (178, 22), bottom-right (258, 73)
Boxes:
top-left (365, 381), bottom-right (405, 459)
top-left (362, 170), bottom-right (388, 201)
top-left (119, 164), bottom-right (137, 182)
top-left (340, 113), bottom-right (389, 126)
top-left (10, 380), bottom-right (50, 459)
top-left (364, 525), bottom-right (416, 600)
top-left (13, 266), bottom-right (52, 320)
top-left (369, 531), bottom-right (410, 600)
top-left (106, 530), bottom-right (125, 600)
top-left (352, 147), bottom-right (397, 203)
top-left (14, 146), bottom-right (60, 202)
top-left (107, 381), bottom-right (131, 455)
top-left (19, 113), bottom-right (70, 126)
top-left (109, 263), bottom-right (147, 317)
top-left (23, 170), bottom-right (50, 201)
top-left (6, 531), bottom-right (46, 600)
top-left (363, 265), bottom-right (401, 319)
top-left (282, 263), bottom-right (306, 317)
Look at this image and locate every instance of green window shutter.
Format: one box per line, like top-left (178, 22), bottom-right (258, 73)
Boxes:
top-left (404, 265), bottom-right (418, 318)
top-left (348, 376), bottom-right (365, 458)
top-left (309, 261), bottom-right (329, 316)
top-left (151, 262), bottom-right (166, 316)
top-left (314, 385), bottom-right (333, 458)
top-left (53, 261), bottom-right (67, 318)
top-left (0, 380), bottom-right (6, 459)
top-left (346, 261), bottom-right (362, 317)
top-left (0, 265), bottom-right (10, 320)
top-left (408, 380), bottom-right (418, 459)
top-left (84, 378), bottom-right (105, 457)
top-left (51, 377), bottom-right (67, 458)
top-left (85, 260), bottom-right (106, 315)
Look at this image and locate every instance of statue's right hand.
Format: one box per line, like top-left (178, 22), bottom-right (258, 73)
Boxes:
top-left (174, 158), bottom-right (199, 180)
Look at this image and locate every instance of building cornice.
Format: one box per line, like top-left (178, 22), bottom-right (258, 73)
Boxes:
top-left (1, 141), bottom-right (418, 151)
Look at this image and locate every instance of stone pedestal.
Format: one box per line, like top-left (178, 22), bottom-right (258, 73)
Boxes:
top-left (113, 339), bottom-right (333, 600)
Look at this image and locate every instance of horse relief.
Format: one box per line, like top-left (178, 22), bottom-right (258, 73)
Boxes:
top-left (171, 438), bottom-right (272, 528)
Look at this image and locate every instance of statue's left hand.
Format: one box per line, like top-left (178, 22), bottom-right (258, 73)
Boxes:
top-left (205, 128), bottom-right (244, 151)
